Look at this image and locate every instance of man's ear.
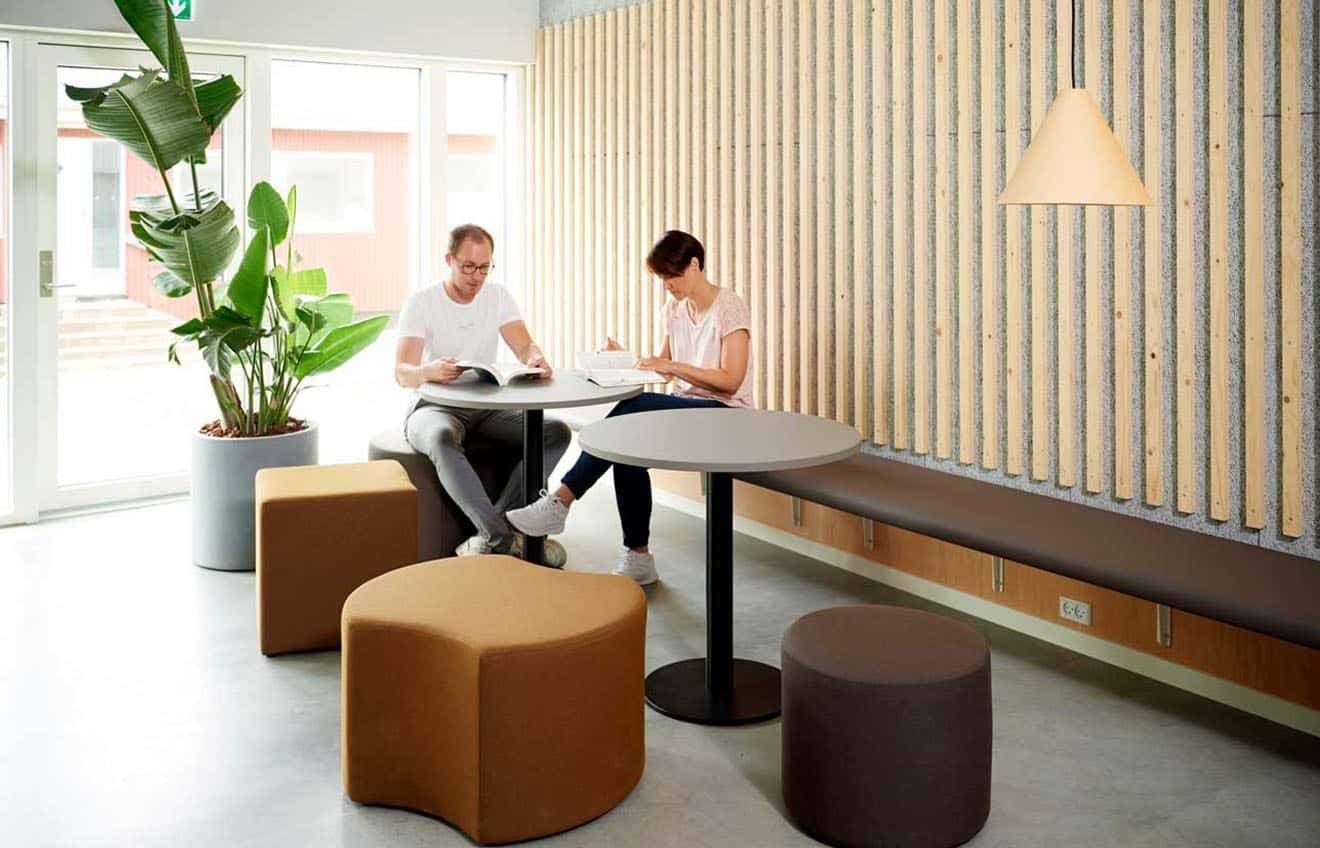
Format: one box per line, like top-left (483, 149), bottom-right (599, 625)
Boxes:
top-left (689, 257), bottom-right (700, 274)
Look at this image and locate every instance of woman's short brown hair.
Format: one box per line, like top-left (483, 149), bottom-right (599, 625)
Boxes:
top-left (646, 230), bottom-right (705, 278)
top-left (448, 223), bottom-right (494, 256)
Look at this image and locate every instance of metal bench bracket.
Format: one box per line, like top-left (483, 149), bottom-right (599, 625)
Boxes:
top-left (863, 519), bottom-right (875, 550)
top-left (791, 497), bottom-right (803, 527)
top-left (991, 556), bottom-right (1005, 593)
top-left (1156, 604), bottom-right (1172, 647)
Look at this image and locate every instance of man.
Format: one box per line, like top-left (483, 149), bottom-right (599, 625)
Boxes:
top-left (395, 224), bottom-right (570, 565)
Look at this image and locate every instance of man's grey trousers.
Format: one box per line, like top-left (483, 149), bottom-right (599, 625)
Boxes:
top-left (405, 401), bottom-right (572, 547)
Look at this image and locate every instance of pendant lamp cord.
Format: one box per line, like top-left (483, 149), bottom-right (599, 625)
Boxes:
top-left (1071, 0), bottom-right (1079, 88)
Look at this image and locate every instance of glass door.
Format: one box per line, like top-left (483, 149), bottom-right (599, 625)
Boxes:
top-left (33, 44), bottom-right (245, 512)
top-left (0, 40), bottom-right (12, 521)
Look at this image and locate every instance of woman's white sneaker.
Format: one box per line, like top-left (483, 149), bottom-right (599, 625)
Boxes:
top-left (506, 490), bottom-right (571, 537)
top-left (612, 548), bottom-right (658, 586)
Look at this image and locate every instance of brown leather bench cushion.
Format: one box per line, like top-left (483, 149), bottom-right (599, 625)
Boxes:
top-left (737, 454), bottom-right (1320, 650)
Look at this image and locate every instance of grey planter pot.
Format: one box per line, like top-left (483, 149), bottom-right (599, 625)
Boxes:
top-left (191, 422), bottom-right (319, 571)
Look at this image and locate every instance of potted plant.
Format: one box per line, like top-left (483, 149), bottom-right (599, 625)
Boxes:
top-left (69, 0), bottom-right (387, 570)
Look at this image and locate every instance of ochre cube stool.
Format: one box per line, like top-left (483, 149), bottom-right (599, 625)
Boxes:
top-left (342, 556), bottom-right (646, 845)
top-left (255, 460), bottom-right (417, 656)
top-left (782, 605), bottom-right (992, 848)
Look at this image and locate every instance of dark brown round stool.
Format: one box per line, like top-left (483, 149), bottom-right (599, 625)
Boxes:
top-left (367, 430), bottom-right (517, 561)
top-left (782, 605), bottom-right (992, 848)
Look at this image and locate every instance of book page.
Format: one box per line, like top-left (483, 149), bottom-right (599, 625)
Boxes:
top-left (577, 351), bottom-right (664, 386)
top-left (456, 361), bottom-right (544, 386)
top-left (578, 350), bottom-right (640, 371)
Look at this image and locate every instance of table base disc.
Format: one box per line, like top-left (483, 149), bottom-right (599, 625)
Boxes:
top-left (645, 658), bottom-right (781, 725)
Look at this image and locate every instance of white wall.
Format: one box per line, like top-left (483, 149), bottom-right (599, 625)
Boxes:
top-left (0, 0), bottom-right (537, 64)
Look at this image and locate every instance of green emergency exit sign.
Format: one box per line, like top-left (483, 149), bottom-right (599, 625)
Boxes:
top-left (169, 0), bottom-right (193, 22)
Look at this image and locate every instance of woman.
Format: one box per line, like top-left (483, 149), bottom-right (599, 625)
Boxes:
top-left (507, 230), bottom-right (753, 584)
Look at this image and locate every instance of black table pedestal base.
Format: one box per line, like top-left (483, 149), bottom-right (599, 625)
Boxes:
top-left (645, 658), bottom-right (782, 725)
top-left (521, 409), bottom-right (545, 566)
top-left (642, 472), bottom-right (782, 725)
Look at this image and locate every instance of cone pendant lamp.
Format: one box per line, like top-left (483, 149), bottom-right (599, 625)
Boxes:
top-left (998, 1), bottom-right (1150, 206)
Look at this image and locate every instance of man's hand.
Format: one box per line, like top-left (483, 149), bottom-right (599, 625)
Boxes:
top-left (602, 336), bottom-right (624, 351)
top-left (527, 353), bottom-right (553, 379)
top-left (422, 357), bottom-right (464, 384)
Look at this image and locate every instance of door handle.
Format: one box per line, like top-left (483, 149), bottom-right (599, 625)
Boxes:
top-left (39, 250), bottom-right (74, 297)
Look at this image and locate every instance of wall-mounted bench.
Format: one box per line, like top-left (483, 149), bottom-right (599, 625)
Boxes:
top-left (559, 404), bottom-right (1320, 651)
top-left (735, 454), bottom-right (1320, 651)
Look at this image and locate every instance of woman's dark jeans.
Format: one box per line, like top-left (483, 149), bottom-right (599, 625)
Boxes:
top-left (562, 392), bottom-right (729, 549)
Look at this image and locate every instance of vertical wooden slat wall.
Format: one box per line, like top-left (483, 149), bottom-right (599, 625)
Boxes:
top-left (1111, 0), bottom-right (1133, 501)
top-left (526, 0), bottom-right (1313, 543)
top-left (1056, 0), bottom-right (1077, 489)
top-left (764, 0), bottom-right (780, 412)
top-left (1243, 0), bottom-right (1264, 529)
top-left (1004, 0), bottom-right (1024, 475)
top-left (891, 0), bottom-right (909, 450)
top-left (750, 0), bottom-right (765, 409)
top-left (1278, 0), bottom-right (1302, 538)
top-left (814, 0), bottom-right (831, 419)
top-left (979, 0), bottom-right (998, 469)
top-left (834, 0), bottom-right (851, 427)
top-left (956, 0), bottom-right (975, 465)
top-left (1083, 0), bottom-right (1103, 493)
top-left (797, 0), bottom-right (813, 416)
top-left (1029, 0), bottom-right (1050, 483)
top-left (1142, 0), bottom-right (1163, 507)
top-left (870, 0), bottom-right (887, 445)
top-left (854, 0), bottom-right (871, 436)
top-left (912, 0), bottom-right (930, 455)
top-left (1174, 0), bottom-right (1194, 513)
top-left (934, 0), bottom-right (951, 459)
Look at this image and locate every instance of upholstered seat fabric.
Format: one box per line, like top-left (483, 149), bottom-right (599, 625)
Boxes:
top-left (341, 555), bottom-right (647, 845)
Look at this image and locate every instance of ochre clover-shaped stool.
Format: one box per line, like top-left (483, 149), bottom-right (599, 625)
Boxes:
top-left (341, 555), bottom-right (646, 844)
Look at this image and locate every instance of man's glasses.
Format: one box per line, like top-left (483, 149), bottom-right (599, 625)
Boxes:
top-left (458, 262), bottom-right (495, 276)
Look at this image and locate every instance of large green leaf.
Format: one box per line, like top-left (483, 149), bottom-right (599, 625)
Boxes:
top-left (289, 269), bottom-right (328, 299)
top-left (307, 292), bottom-right (353, 329)
top-left (286, 185), bottom-right (298, 236)
top-left (295, 315), bottom-right (389, 379)
top-left (130, 196), bottom-right (240, 286)
top-left (203, 333), bottom-right (233, 379)
top-left (247, 182), bottom-right (289, 246)
top-left (153, 270), bottom-right (191, 298)
top-left (271, 266), bottom-right (293, 322)
top-left (294, 304), bottom-right (329, 338)
top-left (68, 70), bottom-right (210, 174)
top-left (193, 75), bottom-right (241, 133)
top-left (112, 0), bottom-right (194, 106)
top-left (170, 318), bottom-right (204, 336)
top-left (225, 228), bottom-right (270, 320)
top-left (272, 266), bottom-right (327, 321)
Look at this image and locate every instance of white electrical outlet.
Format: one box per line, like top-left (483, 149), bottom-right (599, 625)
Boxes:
top-left (1059, 596), bottom-right (1092, 626)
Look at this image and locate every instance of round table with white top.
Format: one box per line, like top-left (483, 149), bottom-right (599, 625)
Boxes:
top-left (418, 371), bottom-right (641, 565)
top-left (579, 408), bottom-right (862, 725)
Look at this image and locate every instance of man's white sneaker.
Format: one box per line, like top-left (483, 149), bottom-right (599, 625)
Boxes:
top-left (506, 490), bottom-right (571, 537)
top-left (612, 548), bottom-right (658, 586)
top-left (456, 534), bottom-right (495, 556)
top-left (506, 534), bottom-right (569, 569)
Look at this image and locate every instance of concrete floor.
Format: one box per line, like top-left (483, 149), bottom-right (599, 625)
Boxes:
top-left (3, 476), bottom-right (1320, 848)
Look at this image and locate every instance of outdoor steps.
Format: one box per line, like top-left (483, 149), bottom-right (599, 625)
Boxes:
top-left (0, 298), bottom-right (197, 376)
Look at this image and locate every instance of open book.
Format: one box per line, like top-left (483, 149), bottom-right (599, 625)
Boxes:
top-left (578, 351), bottom-right (666, 387)
top-left (456, 360), bottom-right (545, 386)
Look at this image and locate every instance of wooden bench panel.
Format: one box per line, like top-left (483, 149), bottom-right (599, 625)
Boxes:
top-left (733, 455), bottom-right (1320, 650)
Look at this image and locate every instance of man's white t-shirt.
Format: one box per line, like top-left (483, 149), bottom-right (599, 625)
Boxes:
top-left (397, 281), bottom-right (522, 406)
